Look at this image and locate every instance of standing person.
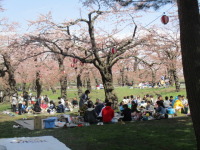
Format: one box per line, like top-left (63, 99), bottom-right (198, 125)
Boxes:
top-left (79, 90), bottom-right (90, 109)
top-left (102, 102), bottom-right (114, 123)
top-left (11, 94), bottom-right (18, 113)
top-left (18, 95), bottom-right (23, 115)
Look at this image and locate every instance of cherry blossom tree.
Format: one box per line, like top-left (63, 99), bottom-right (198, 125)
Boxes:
top-left (22, 9), bottom-right (146, 108)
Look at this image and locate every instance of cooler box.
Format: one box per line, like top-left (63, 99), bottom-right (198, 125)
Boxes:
top-left (167, 108), bottom-right (175, 114)
top-left (43, 118), bottom-right (56, 129)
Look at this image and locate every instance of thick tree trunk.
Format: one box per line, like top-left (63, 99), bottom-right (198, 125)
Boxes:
top-left (77, 74), bottom-right (83, 97)
top-left (36, 71), bottom-right (42, 98)
top-left (99, 67), bottom-right (118, 109)
top-left (3, 55), bottom-right (17, 96)
top-left (177, 0), bottom-right (200, 148)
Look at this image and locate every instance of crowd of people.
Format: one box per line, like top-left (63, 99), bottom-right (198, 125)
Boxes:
top-left (119, 94), bottom-right (189, 121)
top-left (11, 92), bottom-right (78, 115)
top-left (10, 90), bottom-right (189, 124)
top-left (78, 92), bottom-right (189, 124)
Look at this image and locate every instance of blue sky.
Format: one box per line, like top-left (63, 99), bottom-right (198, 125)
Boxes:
top-left (0, 0), bottom-right (177, 33)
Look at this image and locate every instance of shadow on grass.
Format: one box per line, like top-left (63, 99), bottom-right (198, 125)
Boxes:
top-left (0, 116), bottom-right (196, 150)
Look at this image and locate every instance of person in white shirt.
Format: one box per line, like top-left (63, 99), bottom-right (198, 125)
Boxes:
top-left (122, 96), bottom-right (128, 104)
top-left (11, 94), bottom-right (18, 112)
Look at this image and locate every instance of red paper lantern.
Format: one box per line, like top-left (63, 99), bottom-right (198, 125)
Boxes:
top-left (71, 63), bottom-right (75, 68)
top-left (111, 48), bottom-right (117, 54)
top-left (161, 15), bottom-right (169, 25)
top-left (73, 58), bottom-right (78, 63)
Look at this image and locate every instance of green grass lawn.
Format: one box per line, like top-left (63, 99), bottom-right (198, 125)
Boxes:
top-left (29, 86), bottom-right (186, 104)
top-left (0, 87), bottom-right (195, 150)
top-left (0, 116), bottom-right (196, 150)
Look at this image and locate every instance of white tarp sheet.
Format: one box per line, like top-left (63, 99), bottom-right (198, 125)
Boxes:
top-left (0, 136), bottom-right (70, 150)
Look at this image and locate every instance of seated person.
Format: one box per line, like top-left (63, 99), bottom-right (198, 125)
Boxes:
top-left (84, 102), bottom-right (97, 124)
top-left (154, 101), bottom-right (167, 119)
top-left (71, 98), bottom-right (78, 108)
top-left (173, 97), bottom-right (184, 115)
top-left (79, 102), bottom-right (88, 116)
top-left (94, 98), bottom-right (100, 106)
top-left (121, 104), bottom-right (132, 121)
top-left (26, 100), bottom-right (34, 113)
top-left (40, 100), bottom-right (48, 110)
top-left (56, 101), bottom-right (65, 113)
top-left (145, 101), bottom-right (155, 115)
top-left (164, 96), bottom-right (171, 108)
top-left (102, 102), bottom-right (114, 123)
top-left (65, 100), bottom-right (73, 112)
top-left (131, 101), bottom-right (142, 120)
top-left (95, 100), bottom-right (104, 116)
top-left (21, 101), bottom-right (27, 113)
top-left (47, 100), bottom-right (56, 114)
top-left (33, 101), bottom-right (41, 113)
top-left (119, 101), bottom-right (124, 113)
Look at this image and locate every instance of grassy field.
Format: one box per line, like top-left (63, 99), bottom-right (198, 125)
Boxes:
top-left (0, 87), bottom-right (196, 150)
top-left (30, 86), bottom-right (187, 103)
top-left (0, 116), bottom-right (196, 150)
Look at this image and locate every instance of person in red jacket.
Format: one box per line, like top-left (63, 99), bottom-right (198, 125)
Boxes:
top-left (102, 102), bottom-right (114, 123)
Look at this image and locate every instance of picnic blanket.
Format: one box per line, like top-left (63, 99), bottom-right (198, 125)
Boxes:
top-left (0, 136), bottom-right (70, 150)
top-left (15, 120), bottom-right (34, 130)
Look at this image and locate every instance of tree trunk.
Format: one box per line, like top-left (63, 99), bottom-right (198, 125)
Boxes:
top-left (60, 76), bottom-right (67, 100)
top-left (36, 71), bottom-right (42, 98)
top-left (99, 67), bottom-right (118, 109)
top-left (77, 74), bottom-right (83, 97)
top-left (120, 68), bottom-right (125, 86)
top-left (151, 69), bottom-right (156, 87)
top-left (168, 69), bottom-right (175, 86)
top-left (51, 86), bottom-right (56, 94)
top-left (171, 69), bottom-right (180, 92)
top-left (57, 55), bottom-right (67, 100)
top-left (86, 74), bottom-right (92, 91)
top-left (117, 78), bottom-right (121, 86)
top-left (125, 75), bottom-right (129, 86)
top-left (177, 0), bottom-right (200, 148)
top-left (3, 54), bottom-right (17, 96)
top-left (22, 82), bottom-right (26, 95)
